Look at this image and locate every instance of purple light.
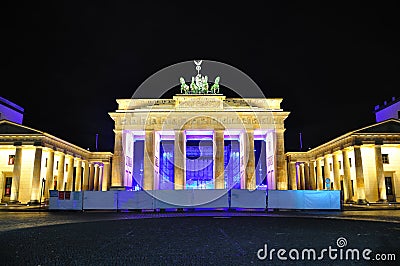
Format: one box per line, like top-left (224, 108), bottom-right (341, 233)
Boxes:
top-left (185, 130), bottom-right (214, 135)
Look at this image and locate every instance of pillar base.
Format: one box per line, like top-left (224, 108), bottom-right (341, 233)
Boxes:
top-left (8, 200), bottom-right (20, 204)
top-left (377, 199), bottom-right (388, 203)
top-left (109, 186), bottom-right (128, 191)
top-left (28, 200), bottom-right (41, 205)
top-left (357, 199), bottom-right (369, 205)
top-left (345, 199), bottom-right (356, 204)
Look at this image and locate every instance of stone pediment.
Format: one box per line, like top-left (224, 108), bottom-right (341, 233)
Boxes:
top-left (356, 119), bottom-right (400, 134)
top-left (0, 120), bottom-right (42, 135)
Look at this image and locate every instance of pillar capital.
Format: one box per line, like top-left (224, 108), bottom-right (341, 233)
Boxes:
top-left (342, 146), bottom-right (353, 152)
top-left (54, 150), bottom-right (65, 156)
top-left (44, 146), bottom-right (55, 153)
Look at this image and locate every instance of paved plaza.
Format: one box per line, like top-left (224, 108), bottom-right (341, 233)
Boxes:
top-left (0, 208), bottom-right (400, 265)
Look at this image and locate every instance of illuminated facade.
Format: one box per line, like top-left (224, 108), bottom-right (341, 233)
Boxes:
top-left (286, 119), bottom-right (400, 203)
top-left (0, 120), bottom-right (112, 204)
top-left (109, 94), bottom-right (290, 192)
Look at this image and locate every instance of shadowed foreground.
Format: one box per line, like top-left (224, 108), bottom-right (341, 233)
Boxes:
top-left (0, 216), bottom-right (399, 265)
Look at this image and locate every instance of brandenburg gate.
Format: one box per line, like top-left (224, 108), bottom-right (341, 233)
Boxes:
top-left (109, 61), bottom-right (290, 193)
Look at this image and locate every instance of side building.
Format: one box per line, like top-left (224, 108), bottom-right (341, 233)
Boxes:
top-left (0, 96), bottom-right (24, 124)
top-left (374, 96), bottom-right (400, 122)
top-left (286, 119), bottom-right (400, 204)
top-left (0, 120), bottom-right (113, 204)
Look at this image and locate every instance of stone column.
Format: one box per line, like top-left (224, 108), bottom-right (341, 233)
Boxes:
top-left (56, 152), bottom-right (65, 191)
top-left (316, 158), bottom-right (323, 190)
top-left (75, 159), bottom-right (82, 191)
top-left (44, 148), bottom-right (55, 198)
top-left (98, 165), bottom-right (104, 191)
top-left (342, 148), bottom-right (354, 203)
top-left (10, 145), bottom-right (23, 203)
top-left (354, 145), bottom-right (367, 204)
top-left (94, 164), bottom-right (100, 191)
top-left (214, 130), bottom-right (225, 189)
top-left (332, 152), bottom-right (341, 191)
top-left (304, 163), bottom-right (310, 190)
top-left (111, 130), bottom-right (124, 187)
top-left (289, 161), bottom-right (297, 190)
top-left (245, 130), bottom-right (256, 190)
top-left (82, 160), bottom-right (89, 190)
top-left (143, 130), bottom-right (154, 190)
top-left (89, 163), bottom-right (95, 190)
top-left (374, 144), bottom-right (387, 202)
top-left (102, 162), bottom-right (111, 191)
top-left (309, 160), bottom-right (316, 190)
top-left (174, 130), bottom-right (185, 190)
top-left (65, 155), bottom-right (74, 191)
top-left (30, 146), bottom-right (43, 204)
top-left (299, 163), bottom-right (305, 190)
top-left (323, 155), bottom-right (331, 190)
top-left (276, 130), bottom-right (288, 190)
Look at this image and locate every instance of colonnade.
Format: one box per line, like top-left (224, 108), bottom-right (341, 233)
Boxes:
top-left (7, 144), bottom-right (111, 204)
top-left (287, 144), bottom-right (390, 204)
top-left (111, 129), bottom-right (285, 191)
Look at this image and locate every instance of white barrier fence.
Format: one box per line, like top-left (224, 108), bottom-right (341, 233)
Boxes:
top-left (48, 190), bottom-right (83, 211)
top-left (48, 189), bottom-right (341, 211)
top-left (230, 189), bottom-right (266, 209)
top-left (267, 190), bottom-right (341, 210)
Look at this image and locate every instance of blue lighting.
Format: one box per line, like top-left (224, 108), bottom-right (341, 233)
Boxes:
top-left (186, 140), bottom-right (214, 189)
top-left (254, 140), bottom-right (267, 189)
top-left (159, 140), bottom-right (174, 190)
top-left (224, 140), bottom-right (240, 189)
top-left (132, 140), bottom-right (144, 190)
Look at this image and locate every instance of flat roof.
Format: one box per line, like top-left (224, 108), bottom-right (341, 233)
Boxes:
top-left (374, 96), bottom-right (400, 113)
top-left (0, 96), bottom-right (24, 113)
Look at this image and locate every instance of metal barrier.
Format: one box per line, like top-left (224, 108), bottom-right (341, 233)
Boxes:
top-left (49, 189), bottom-right (341, 211)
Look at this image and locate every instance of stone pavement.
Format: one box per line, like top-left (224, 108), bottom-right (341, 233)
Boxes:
top-left (1, 202), bottom-right (400, 265)
top-left (0, 213), bottom-right (399, 265)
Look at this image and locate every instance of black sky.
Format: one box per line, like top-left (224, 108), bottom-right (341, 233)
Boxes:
top-left (2, 1), bottom-right (399, 152)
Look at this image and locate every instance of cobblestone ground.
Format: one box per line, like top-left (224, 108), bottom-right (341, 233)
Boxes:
top-left (0, 211), bottom-right (399, 265)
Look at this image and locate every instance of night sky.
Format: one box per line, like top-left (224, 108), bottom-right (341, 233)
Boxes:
top-left (3, 1), bottom-right (399, 153)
